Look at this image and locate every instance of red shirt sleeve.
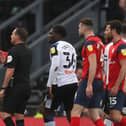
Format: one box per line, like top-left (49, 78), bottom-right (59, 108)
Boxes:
top-left (118, 48), bottom-right (126, 60)
top-left (86, 44), bottom-right (97, 57)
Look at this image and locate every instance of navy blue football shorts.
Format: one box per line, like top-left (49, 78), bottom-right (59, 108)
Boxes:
top-left (74, 78), bottom-right (104, 108)
top-left (107, 90), bottom-right (126, 111)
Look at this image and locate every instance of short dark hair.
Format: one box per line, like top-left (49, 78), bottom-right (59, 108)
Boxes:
top-left (80, 18), bottom-right (93, 28)
top-left (15, 27), bottom-right (28, 41)
top-left (106, 21), bottom-right (112, 27)
top-left (52, 25), bottom-right (67, 38)
top-left (108, 20), bottom-right (122, 34)
top-left (122, 22), bottom-right (126, 34)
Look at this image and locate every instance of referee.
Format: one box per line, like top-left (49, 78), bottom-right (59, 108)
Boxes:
top-left (0, 27), bottom-right (32, 126)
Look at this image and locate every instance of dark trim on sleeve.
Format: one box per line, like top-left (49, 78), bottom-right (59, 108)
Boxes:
top-left (117, 44), bottom-right (126, 55)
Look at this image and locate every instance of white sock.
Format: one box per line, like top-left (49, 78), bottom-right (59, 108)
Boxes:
top-left (104, 119), bottom-right (113, 126)
top-left (45, 121), bottom-right (56, 126)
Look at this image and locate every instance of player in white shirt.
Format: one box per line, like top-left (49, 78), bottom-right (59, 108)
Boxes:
top-left (47, 41), bottom-right (78, 87)
top-left (43, 25), bottom-right (78, 126)
top-left (103, 22), bottom-right (113, 126)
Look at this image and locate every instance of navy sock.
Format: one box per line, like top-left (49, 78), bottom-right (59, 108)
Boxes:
top-left (4, 117), bottom-right (15, 126)
top-left (44, 116), bottom-right (55, 126)
top-left (16, 120), bottom-right (24, 126)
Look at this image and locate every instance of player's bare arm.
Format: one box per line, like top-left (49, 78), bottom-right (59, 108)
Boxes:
top-left (111, 59), bottom-right (126, 96)
top-left (86, 53), bottom-right (97, 97)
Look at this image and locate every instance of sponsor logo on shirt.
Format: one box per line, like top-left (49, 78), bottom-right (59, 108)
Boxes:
top-left (50, 47), bottom-right (56, 54)
top-left (87, 45), bottom-right (93, 52)
top-left (121, 49), bottom-right (126, 56)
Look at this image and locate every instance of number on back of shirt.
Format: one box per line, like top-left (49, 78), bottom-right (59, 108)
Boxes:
top-left (63, 52), bottom-right (76, 69)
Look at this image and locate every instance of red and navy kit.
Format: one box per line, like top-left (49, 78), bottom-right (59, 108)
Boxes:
top-left (108, 40), bottom-right (126, 90)
top-left (81, 36), bottom-right (104, 80)
top-left (106, 40), bottom-right (126, 111)
top-left (74, 36), bottom-right (104, 108)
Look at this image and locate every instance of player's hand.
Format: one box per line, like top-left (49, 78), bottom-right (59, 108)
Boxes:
top-left (86, 84), bottom-right (93, 98)
top-left (111, 85), bottom-right (118, 96)
top-left (48, 87), bottom-right (54, 99)
top-left (78, 79), bottom-right (82, 86)
top-left (0, 89), bottom-right (5, 100)
top-left (0, 51), bottom-right (6, 64)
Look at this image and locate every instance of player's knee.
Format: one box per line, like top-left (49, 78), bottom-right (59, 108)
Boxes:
top-left (14, 113), bottom-right (24, 120)
top-left (0, 112), bottom-right (11, 119)
top-left (110, 111), bottom-right (122, 123)
top-left (71, 105), bottom-right (83, 117)
top-left (88, 109), bottom-right (101, 122)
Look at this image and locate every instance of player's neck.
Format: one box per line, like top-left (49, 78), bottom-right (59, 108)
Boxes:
top-left (84, 31), bottom-right (95, 39)
top-left (113, 35), bottom-right (121, 44)
top-left (15, 41), bottom-right (24, 45)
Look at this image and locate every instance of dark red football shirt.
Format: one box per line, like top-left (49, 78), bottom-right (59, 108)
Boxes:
top-left (108, 40), bottom-right (126, 90)
top-left (81, 36), bottom-right (104, 80)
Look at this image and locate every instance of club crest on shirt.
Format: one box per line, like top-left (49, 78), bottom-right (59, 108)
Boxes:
top-left (87, 45), bottom-right (93, 52)
top-left (7, 55), bottom-right (13, 63)
top-left (121, 49), bottom-right (126, 56)
top-left (50, 47), bottom-right (56, 54)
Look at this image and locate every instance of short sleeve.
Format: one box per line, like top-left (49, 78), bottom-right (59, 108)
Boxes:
top-left (85, 41), bottom-right (97, 57)
top-left (5, 48), bottom-right (17, 68)
top-left (117, 44), bottom-right (126, 60)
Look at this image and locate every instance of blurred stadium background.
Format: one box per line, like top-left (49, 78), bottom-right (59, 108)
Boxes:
top-left (0, 0), bottom-right (126, 117)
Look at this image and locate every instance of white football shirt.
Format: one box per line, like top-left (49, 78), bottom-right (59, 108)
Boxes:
top-left (47, 41), bottom-right (78, 87)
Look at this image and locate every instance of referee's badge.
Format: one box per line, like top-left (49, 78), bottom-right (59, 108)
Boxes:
top-left (50, 47), bottom-right (56, 54)
top-left (87, 45), bottom-right (93, 52)
top-left (7, 55), bottom-right (13, 63)
top-left (121, 49), bottom-right (126, 56)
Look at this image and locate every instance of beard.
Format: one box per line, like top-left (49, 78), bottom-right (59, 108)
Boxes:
top-left (107, 36), bottom-right (113, 43)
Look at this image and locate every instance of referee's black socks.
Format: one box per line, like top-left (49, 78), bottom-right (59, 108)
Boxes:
top-left (16, 120), bottom-right (24, 126)
top-left (4, 117), bottom-right (15, 126)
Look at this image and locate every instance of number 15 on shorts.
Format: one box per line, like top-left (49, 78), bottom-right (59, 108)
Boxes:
top-left (109, 96), bottom-right (117, 107)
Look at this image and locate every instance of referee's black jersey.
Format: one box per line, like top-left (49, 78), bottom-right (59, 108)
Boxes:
top-left (5, 43), bottom-right (32, 85)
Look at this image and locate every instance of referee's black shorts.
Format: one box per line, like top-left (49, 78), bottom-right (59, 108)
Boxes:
top-left (3, 84), bottom-right (31, 114)
top-left (51, 83), bottom-right (77, 111)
